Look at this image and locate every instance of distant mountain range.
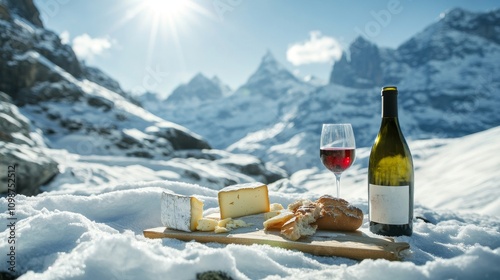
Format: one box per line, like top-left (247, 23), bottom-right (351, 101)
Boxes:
top-left (2, 0), bottom-right (499, 194)
top-left (141, 7), bottom-right (500, 172)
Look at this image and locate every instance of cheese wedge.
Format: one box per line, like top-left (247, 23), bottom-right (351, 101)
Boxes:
top-left (196, 218), bottom-right (218, 232)
top-left (218, 182), bottom-right (270, 219)
top-left (161, 192), bottom-right (203, 232)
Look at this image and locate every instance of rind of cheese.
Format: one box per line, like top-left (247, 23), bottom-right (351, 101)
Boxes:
top-left (218, 182), bottom-right (270, 219)
top-left (196, 218), bottom-right (218, 232)
top-left (161, 192), bottom-right (203, 232)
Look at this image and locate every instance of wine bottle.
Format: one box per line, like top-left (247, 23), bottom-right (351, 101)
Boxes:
top-left (368, 86), bottom-right (414, 236)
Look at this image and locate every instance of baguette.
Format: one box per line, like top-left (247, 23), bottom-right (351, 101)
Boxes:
top-left (265, 196), bottom-right (363, 241)
top-left (315, 195), bottom-right (363, 231)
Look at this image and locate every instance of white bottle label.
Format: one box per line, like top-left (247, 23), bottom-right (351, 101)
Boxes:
top-left (369, 184), bottom-right (409, 225)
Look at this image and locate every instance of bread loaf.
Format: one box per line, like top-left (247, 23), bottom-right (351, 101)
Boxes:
top-left (315, 195), bottom-right (363, 231)
top-left (263, 196), bottom-right (363, 241)
top-left (280, 200), bottom-right (320, 241)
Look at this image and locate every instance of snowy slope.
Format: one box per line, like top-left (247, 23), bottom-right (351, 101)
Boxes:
top-left (40, 148), bottom-right (286, 195)
top-left (284, 125), bottom-right (500, 217)
top-left (1, 126), bottom-right (499, 279)
top-left (0, 2), bottom-right (212, 159)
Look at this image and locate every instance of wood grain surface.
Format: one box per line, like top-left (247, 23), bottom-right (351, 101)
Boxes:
top-left (143, 226), bottom-right (410, 261)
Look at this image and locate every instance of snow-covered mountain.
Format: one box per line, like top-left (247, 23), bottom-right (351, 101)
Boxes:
top-left (146, 51), bottom-right (316, 149)
top-left (164, 73), bottom-right (231, 105)
top-left (329, 7), bottom-right (500, 141)
top-left (142, 8), bottom-right (500, 175)
top-left (235, 51), bottom-right (313, 98)
top-left (0, 8), bottom-right (211, 157)
top-left (0, 0), bottom-right (286, 195)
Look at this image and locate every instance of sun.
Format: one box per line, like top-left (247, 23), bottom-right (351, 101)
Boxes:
top-left (132, 0), bottom-right (208, 64)
top-left (142, 0), bottom-right (192, 21)
top-left (110, 0), bottom-right (214, 67)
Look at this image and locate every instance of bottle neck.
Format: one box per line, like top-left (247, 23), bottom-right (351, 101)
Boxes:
top-left (381, 93), bottom-right (398, 118)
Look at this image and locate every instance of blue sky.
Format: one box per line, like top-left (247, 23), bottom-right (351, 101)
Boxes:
top-left (34, 0), bottom-right (499, 98)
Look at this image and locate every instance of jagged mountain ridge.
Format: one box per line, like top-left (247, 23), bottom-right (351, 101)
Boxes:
top-left (332, 8), bottom-right (500, 88)
top-left (232, 8), bottom-right (500, 172)
top-left (145, 7), bottom-right (500, 173)
top-left (164, 73), bottom-right (231, 105)
top-left (145, 51), bottom-right (316, 149)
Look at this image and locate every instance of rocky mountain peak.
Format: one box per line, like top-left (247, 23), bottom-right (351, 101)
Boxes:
top-left (256, 50), bottom-right (285, 73)
top-left (2, 0), bottom-right (43, 27)
top-left (331, 8), bottom-right (500, 87)
top-left (440, 7), bottom-right (500, 45)
top-left (330, 36), bottom-right (382, 88)
top-left (350, 36), bottom-right (374, 51)
top-left (190, 72), bottom-right (213, 86)
top-left (261, 50), bottom-right (277, 63)
top-left (240, 51), bottom-right (302, 97)
top-left (211, 75), bottom-right (232, 96)
top-left (165, 72), bottom-right (225, 104)
top-left (396, 7), bottom-right (500, 68)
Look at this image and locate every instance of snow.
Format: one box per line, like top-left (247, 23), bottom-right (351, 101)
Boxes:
top-left (2, 127), bottom-right (500, 279)
top-left (2, 5), bottom-right (500, 280)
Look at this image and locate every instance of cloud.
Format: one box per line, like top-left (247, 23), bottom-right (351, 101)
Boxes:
top-left (287, 31), bottom-right (342, 65)
top-left (72, 33), bottom-right (113, 61)
top-left (59, 30), bottom-right (70, 45)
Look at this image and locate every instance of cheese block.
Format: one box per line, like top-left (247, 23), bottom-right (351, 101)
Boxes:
top-left (218, 182), bottom-right (270, 219)
top-left (161, 192), bottom-right (203, 232)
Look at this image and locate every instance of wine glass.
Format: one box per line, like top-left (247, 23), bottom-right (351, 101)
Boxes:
top-left (320, 124), bottom-right (356, 198)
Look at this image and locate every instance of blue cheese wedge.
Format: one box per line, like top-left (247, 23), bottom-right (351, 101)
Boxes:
top-left (218, 182), bottom-right (270, 219)
top-left (161, 192), bottom-right (203, 232)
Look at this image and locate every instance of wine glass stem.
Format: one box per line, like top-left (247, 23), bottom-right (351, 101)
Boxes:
top-left (334, 173), bottom-right (341, 198)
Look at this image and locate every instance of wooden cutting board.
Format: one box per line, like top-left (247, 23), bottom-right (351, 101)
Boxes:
top-left (143, 213), bottom-right (409, 261)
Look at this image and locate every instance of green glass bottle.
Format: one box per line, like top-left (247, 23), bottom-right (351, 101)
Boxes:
top-left (368, 86), bottom-right (414, 236)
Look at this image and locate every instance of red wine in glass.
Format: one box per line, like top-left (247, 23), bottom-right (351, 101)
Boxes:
top-left (320, 123), bottom-right (356, 198)
top-left (320, 147), bottom-right (356, 174)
